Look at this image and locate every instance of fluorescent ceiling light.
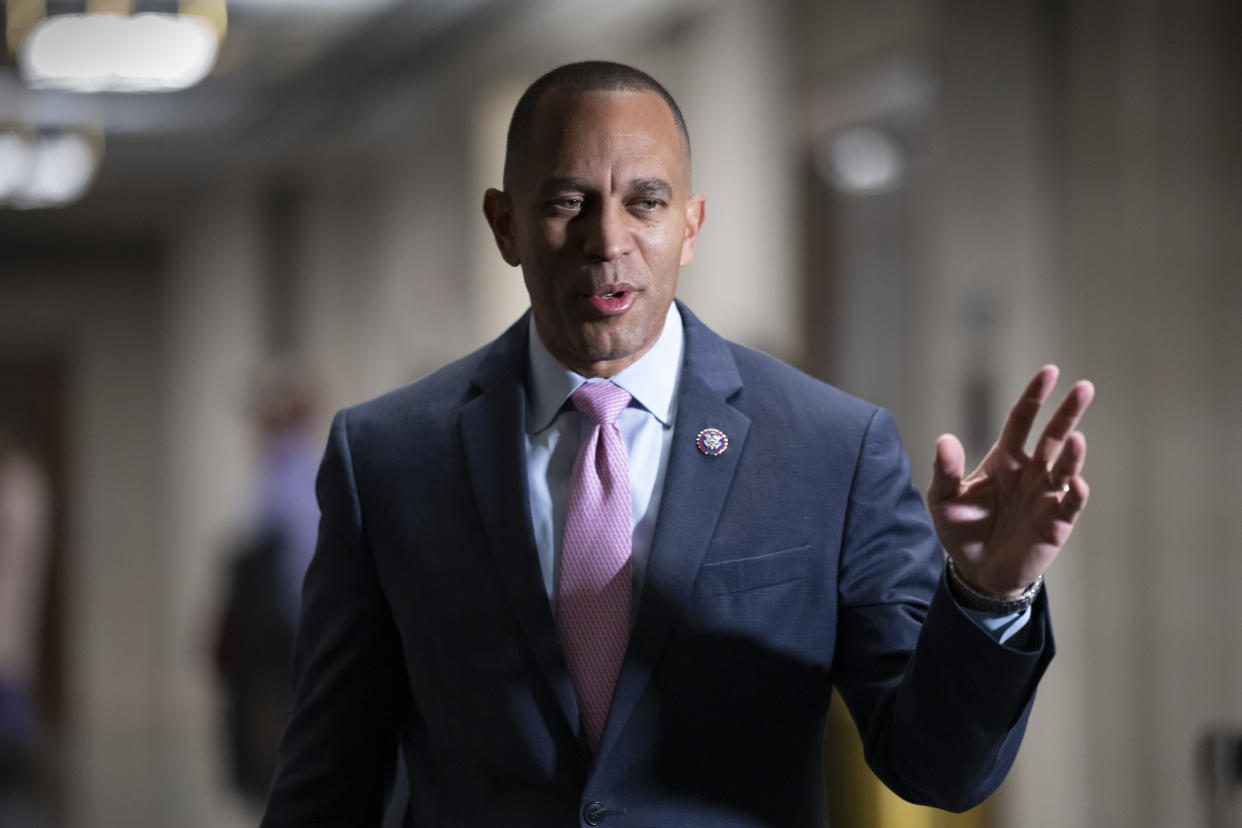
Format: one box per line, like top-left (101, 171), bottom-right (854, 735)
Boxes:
top-left (27, 132), bottom-right (99, 205)
top-left (0, 134), bottom-right (37, 201)
top-left (19, 13), bottom-right (220, 94)
top-left (818, 127), bottom-right (905, 196)
top-left (0, 130), bottom-right (101, 209)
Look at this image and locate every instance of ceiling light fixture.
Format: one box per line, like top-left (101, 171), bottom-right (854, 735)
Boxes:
top-left (17, 5), bottom-right (225, 94)
top-left (818, 126), bottom-right (906, 196)
top-left (0, 128), bottom-right (102, 209)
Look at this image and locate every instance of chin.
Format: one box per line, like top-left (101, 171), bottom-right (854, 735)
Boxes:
top-left (584, 325), bottom-right (641, 355)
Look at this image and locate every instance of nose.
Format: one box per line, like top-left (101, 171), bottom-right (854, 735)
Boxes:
top-left (581, 201), bottom-right (632, 261)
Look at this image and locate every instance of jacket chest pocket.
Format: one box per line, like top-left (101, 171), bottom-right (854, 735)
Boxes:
top-left (692, 544), bottom-right (810, 597)
top-left (666, 544), bottom-right (826, 728)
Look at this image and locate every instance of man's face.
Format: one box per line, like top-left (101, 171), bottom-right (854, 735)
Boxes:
top-left (484, 89), bottom-right (705, 377)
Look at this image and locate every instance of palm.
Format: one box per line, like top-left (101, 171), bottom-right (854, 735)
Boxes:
top-left (928, 367), bottom-right (1094, 599)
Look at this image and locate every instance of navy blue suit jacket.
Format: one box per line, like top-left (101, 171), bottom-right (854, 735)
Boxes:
top-left (262, 303), bottom-right (1053, 827)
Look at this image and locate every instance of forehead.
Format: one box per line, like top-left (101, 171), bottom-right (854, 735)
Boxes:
top-left (521, 89), bottom-right (688, 187)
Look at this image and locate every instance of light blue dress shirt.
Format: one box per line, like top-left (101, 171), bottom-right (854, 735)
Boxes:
top-left (523, 304), bottom-right (1029, 643)
top-left (525, 303), bottom-right (682, 616)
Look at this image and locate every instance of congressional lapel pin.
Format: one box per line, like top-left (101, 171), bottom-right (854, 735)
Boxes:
top-left (695, 428), bottom-right (728, 456)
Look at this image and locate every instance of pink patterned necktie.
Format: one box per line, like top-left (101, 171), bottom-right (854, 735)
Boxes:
top-left (557, 380), bottom-right (633, 750)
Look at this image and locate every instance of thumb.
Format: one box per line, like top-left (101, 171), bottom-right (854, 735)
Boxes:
top-left (929, 434), bottom-right (965, 506)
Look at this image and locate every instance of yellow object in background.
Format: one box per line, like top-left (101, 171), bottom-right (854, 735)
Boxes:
top-left (824, 690), bottom-right (991, 828)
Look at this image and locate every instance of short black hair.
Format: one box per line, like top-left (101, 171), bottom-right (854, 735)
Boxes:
top-left (502, 60), bottom-right (690, 191)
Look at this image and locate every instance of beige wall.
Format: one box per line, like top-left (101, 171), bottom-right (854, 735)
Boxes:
top-left (1, 258), bottom-right (165, 825)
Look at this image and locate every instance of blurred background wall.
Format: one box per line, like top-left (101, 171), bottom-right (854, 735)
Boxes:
top-left (0, 0), bottom-right (1239, 826)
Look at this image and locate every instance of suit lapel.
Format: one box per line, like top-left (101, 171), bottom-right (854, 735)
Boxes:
top-left (458, 316), bottom-right (584, 750)
top-left (596, 304), bottom-right (751, 762)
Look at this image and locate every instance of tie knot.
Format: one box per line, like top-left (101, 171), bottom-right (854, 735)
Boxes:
top-left (571, 381), bottom-right (631, 426)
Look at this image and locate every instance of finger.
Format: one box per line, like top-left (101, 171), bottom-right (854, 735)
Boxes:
top-left (1058, 475), bottom-right (1090, 523)
top-left (929, 433), bottom-right (966, 505)
top-left (1048, 431), bottom-right (1086, 488)
top-left (997, 366), bottom-right (1060, 455)
top-left (1032, 380), bottom-right (1095, 469)
top-left (1029, 474), bottom-right (1089, 550)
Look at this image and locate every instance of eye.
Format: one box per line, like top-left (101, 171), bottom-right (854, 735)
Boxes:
top-left (543, 196), bottom-right (584, 215)
top-left (632, 198), bottom-right (664, 211)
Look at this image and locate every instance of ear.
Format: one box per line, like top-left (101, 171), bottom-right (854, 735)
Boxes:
top-left (679, 194), bottom-right (706, 266)
top-left (483, 188), bottom-right (521, 266)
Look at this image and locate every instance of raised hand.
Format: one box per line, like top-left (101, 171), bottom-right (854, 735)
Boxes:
top-left (927, 366), bottom-right (1095, 599)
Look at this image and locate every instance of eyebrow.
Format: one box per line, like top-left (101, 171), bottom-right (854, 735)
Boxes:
top-left (536, 178), bottom-right (588, 200)
top-left (629, 178), bottom-right (673, 199)
top-left (535, 177), bottom-right (674, 200)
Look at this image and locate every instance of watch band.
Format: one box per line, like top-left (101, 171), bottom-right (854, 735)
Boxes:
top-left (945, 557), bottom-right (1043, 615)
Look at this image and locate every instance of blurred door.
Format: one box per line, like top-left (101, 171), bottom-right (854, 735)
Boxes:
top-left (0, 353), bottom-right (68, 733)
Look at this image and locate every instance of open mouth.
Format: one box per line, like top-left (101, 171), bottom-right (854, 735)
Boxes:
top-left (586, 285), bottom-right (637, 316)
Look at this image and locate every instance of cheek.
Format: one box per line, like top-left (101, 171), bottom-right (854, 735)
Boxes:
top-left (637, 221), bottom-right (678, 255)
top-left (517, 220), bottom-right (567, 261)
top-left (640, 228), bottom-right (685, 280)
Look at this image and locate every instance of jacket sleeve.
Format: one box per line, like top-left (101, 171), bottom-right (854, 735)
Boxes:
top-left (831, 407), bottom-right (1054, 813)
top-left (262, 409), bottom-right (408, 826)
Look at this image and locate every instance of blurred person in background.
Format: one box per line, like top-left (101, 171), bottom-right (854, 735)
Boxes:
top-left (0, 426), bottom-right (51, 828)
top-left (263, 62), bottom-right (1094, 826)
top-left (213, 362), bottom-right (320, 808)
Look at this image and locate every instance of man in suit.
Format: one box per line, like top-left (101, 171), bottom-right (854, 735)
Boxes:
top-left (262, 61), bottom-right (1093, 827)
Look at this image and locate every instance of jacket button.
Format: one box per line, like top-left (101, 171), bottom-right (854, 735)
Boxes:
top-left (582, 801), bottom-right (606, 826)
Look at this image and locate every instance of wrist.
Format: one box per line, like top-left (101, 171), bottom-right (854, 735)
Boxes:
top-left (945, 557), bottom-right (1043, 614)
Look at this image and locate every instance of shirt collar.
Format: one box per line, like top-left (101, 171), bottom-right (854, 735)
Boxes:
top-left (526, 302), bottom-right (683, 435)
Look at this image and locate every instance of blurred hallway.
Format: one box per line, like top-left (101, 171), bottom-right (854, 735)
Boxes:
top-left (1, 1), bottom-right (1240, 825)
